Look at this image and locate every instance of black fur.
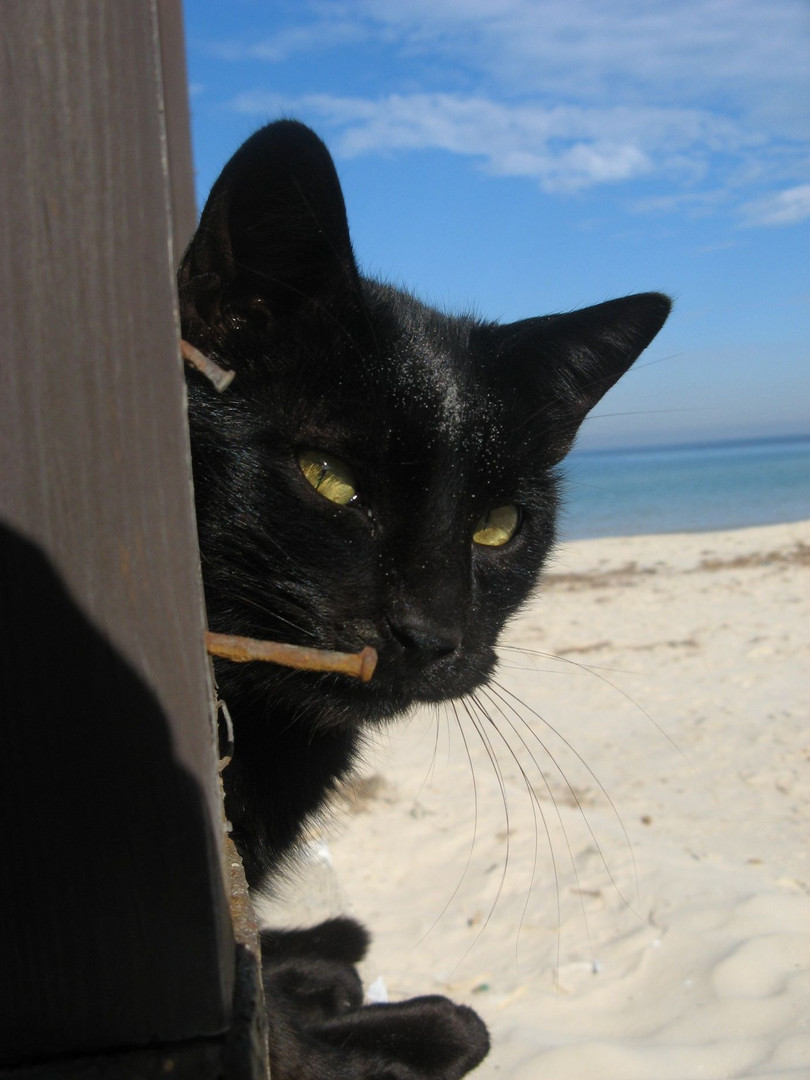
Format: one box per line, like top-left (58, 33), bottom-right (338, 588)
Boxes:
top-left (259, 918), bottom-right (489, 1079)
top-left (179, 120), bottom-right (670, 1079)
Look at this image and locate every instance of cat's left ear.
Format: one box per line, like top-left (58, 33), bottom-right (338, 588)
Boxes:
top-left (492, 292), bottom-right (671, 462)
top-left (178, 120), bottom-right (359, 337)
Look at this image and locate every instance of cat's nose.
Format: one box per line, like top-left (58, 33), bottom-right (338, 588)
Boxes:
top-left (386, 614), bottom-right (461, 662)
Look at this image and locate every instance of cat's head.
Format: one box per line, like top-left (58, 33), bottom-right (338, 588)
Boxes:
top-left (179, 121), bottom-right (670, 726)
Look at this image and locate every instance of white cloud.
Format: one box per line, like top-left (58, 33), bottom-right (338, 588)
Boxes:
top-left (249, 0), bottom-right (810, 138)
top-left (222, 0), bottom-right (810, 212)
top-left (439, 3), bottom-right (800, 106)
top-left (204, 20), bottom-right (369, 62)
top-left (231, 90), bottom-right (756, 193)
top-left (739, 184), bottom-right (810, 227)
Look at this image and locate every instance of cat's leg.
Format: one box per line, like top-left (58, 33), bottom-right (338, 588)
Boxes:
top-left (261, 916), bottom-right (370, 967)
top-left (260, 918), bottom-right (489, 1080)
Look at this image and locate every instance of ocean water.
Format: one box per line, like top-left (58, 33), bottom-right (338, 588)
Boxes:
top-left (559, 436), bottom-right (810, 541)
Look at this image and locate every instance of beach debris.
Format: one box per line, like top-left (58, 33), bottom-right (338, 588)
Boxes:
top-left (366, 976), bottom-right (388, 1004)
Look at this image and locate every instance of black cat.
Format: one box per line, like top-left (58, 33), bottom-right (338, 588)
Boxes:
top-left (179, 120), bottom-right (670, 1080)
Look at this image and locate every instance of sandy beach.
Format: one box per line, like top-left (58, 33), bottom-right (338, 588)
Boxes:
top-left (260, 520), bottom-right (810, 1079)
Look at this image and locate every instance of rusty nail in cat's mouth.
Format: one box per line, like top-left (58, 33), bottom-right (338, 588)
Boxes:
top-left (205, 631), bottom-right (377, 682)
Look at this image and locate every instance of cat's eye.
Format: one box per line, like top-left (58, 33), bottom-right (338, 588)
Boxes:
top-left (472, 504), bottom-right (520, 547)
top-left (298, 450), bottom-right (358, 506)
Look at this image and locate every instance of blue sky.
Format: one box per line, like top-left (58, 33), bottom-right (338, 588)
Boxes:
top-left (182, 0), bottom-right (809, 450)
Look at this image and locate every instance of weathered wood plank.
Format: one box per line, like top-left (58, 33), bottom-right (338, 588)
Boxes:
top-left (155, 0), bottom-right (198, 261)
top-left (0, 0), bottom-right (235, 1064)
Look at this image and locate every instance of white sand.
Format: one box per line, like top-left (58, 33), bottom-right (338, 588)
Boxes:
top-left (260, 521), bottom-right (810, 1079)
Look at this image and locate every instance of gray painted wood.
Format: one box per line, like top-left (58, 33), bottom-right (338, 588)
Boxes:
top-left (0, 0), bottom-right (236, 1064)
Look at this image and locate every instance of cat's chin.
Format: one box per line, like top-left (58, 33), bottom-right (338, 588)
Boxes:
top-left (211, 632), bottom-right (497, 733)
top-left (306, 656), bottom-right (497, 730)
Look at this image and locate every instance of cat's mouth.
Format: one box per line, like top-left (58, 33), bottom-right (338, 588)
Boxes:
top-left (314, 637), bottom-right (498, 721)
top-left (208, 615), bottom-right (498, 727)
top-left (324, 612), bottom-right (496, 703)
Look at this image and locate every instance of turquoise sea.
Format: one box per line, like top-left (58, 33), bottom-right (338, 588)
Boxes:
top-left (559, 436), bottom-right (810, 541)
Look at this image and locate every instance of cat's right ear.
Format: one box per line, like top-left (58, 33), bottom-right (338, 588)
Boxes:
top-left (178, 121), bottom-right (359, 336)
top-left (490, 292), bottom-right (671, 463)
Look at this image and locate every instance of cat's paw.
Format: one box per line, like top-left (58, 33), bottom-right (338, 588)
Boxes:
top-left (263, 954), bottom-right (364, 1025)
top-left (260, 919), bottom-right (489, 1079)
top-left (261, 918), bottom-right (369, 1025)
top-left (314, 993), bottom-right (490, 1079)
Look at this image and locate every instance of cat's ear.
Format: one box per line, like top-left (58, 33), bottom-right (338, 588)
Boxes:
top-left (493, 292), bottom-right (671, 462)
top-left (178, 121), bottom-right (359, 333)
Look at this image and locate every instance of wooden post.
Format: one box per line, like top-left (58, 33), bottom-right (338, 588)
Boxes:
top-left (0, 2), bottom-right (266, 1074)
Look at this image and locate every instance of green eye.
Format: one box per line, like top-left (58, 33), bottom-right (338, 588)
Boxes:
top-left (298, 450), bottom-right (358, 506)
top-left (473, 504), bottom-right (520, 547)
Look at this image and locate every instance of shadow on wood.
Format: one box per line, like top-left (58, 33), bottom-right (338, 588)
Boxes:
top-left (0, 522), bottom-right (228, 1061)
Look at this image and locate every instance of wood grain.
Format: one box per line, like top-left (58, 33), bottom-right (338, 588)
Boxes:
top-left (0, 0), bottom-right (237, 1066)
